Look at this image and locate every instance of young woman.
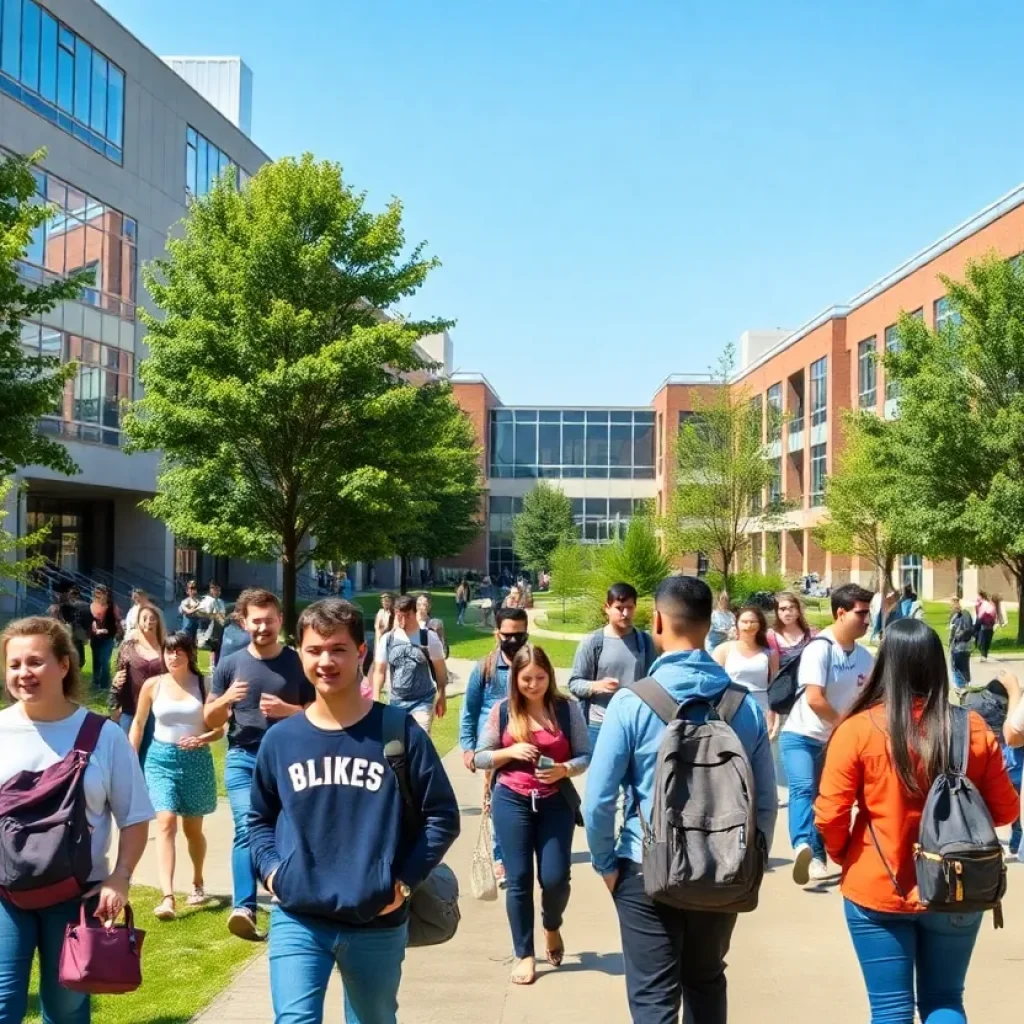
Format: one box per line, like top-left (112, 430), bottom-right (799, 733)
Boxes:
top-left (374, 592), bottom-right (394, 641)
top-left (815, 618), bottom-right (1019, 1024)
top-left (474, 644), bottom-right (590, 986)
top-left (767, 591), bottom-right (818, 665)
top-left (502, 585), bottom-right (525, 610)
top-left (708, 591), bottom-right (736, 651)
top-left (129, 632), bottom-right (221, 921)
top-left (975, 591), bottom-right (999, 661)
top-left (109, 605), bottom-right (166, 753)
top-left (416, 592), bottom-right (448, 654)
top-left (88, 584), bottom-right (122, 691)
top-left (713, 604), bottom-right (780, 725)
top-left (455, 579), bottom-right (470, 627)
top-left (0, 616), bottom-right (153, 1024)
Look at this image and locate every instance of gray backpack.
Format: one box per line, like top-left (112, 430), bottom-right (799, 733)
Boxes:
top-left (384, 629), bottom-right (436, 702)
top-left (627, 678), bottom-right (766, 913)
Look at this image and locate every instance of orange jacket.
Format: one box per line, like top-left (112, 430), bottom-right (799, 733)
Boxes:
top-left (814, 704), bottom-right (1019, 913)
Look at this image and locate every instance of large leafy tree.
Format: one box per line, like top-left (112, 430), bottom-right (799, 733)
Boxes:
top-left (664, 346), bottom-right (789, 592)
top-left (125, 155), bottom-right (462, 634)
top-left (876, 253), bottom-right (1024, 642)
top-left (512, 482), bottom-right (576, 573)
top-left (549, 537), bottom-right (592, 619)
top-left (0, 149), bottom-right (87, 476)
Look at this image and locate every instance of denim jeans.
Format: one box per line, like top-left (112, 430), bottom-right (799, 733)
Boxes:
top-left (269, 906), bottom-right (407, 1024)
top-left (779, 731), bottom-right (826, 860)
top-left (224, 746), bottom-right (259, 913)
top-left (1008, 762), bottom-right (1022, 854)
top-left (976, 625), bottom-right (994, 659)
top-left (613, 859), bottom-right (736, 1024)
top-left (89, 638), bottom-right (114, 690)
top-left (844, 899), bottom-right (982, 1023)
top-left (0, 895), bottom-right (89, 1024)
top-left (490, 783), bottom-right (575, 958)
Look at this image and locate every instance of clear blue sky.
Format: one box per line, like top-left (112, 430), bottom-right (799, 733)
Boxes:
top-left (104, 0), bottom-right (1024, 405)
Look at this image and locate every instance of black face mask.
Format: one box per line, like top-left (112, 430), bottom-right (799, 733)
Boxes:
top-left (498, 632), bottom-right (528, 658)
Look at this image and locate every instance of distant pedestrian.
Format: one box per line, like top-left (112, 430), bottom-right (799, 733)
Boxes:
top-left (974, 591), bottom-right (1001, 661)
top-left (196, 580), bottom-right (227, 665)
top-left (899, 583), bottom-right (924, 620)
top-left (707, 591), bottom-right (736, 651)
top-left (455, 579), bottom-right (470, 626)
top-left (475, 643), bottom-right (590, 985)
top-left (948, 597), bottom-right (974, 686)
top-left (767, 591), bottom-right (818, 667)
top-left (713, 604), bottom-right (780, 724)
top-left (503, 585), bottom-right (525, 610)
top-left (88, 583), bottom-right (122, 691)
top-left (416, 592), bottom-right (448, 657)
top-left (374, 592), bottom-right (395, 641)
top-left (122, 587), bottom-right (149, 639)
top-left (109, 605), bottom-right (166, 753)
top-left (179, 580), bottom-right (202, 643)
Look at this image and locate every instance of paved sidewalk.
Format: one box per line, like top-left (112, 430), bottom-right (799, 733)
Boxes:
top-left (136, 747), bottom-right (1024, 1023)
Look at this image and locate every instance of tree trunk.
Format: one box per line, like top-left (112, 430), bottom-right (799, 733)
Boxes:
top-left (282, 535), bottom-right (298, 642)
top-left (399, 554), bottom-right (409, 595)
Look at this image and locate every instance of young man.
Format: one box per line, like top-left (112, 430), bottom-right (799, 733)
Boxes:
top-left (250, 598), bottom-right (459, 1024)
top-left (122, 588), bottom-right (148, 638)
top-left (949, 596), bottom-right (974, 685)
top-left (780, 582), bottom-right (874, 886)
top-left (179, 579), bottom-right (202, 642)
top-left (372, 595), bottom-right (447, 734)
top-left (197, 580), bottom-right (227, 665)
top-left (569, 582), bottom-right (656, 749)
top-left (205, 587), bottom-right (315, 940)
top-left (584, 575), bottom-right (776, 1024)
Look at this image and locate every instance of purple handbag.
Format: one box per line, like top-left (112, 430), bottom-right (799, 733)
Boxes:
top-left (59, 901), bottom-right (146, 994)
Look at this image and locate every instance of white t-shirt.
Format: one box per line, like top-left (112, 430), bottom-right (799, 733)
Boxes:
top-left (373, 626), bottom-right (444, 665)
top-left (783, 630), bottom-right (874, 743)
top-left (198, 595), bottom-right (225, 618)
top-left (0, 705), bottom-right (155, 880)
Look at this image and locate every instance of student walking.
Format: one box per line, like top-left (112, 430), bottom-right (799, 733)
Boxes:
top-left (767, 591), bottom-right (818, 667)
top-left (374, 593), bottom-right (395, 641)
top-left (815, 619), bottom-right (1019, 1024)
top-left (129, 632), bottom-right (221, 920)
top-left (0, 616), bottom-right (154, 1024)
top-left (249, 598), bottom-right (460, 1024)
top-left (88, 583), bottom-right (122, 691)
top-left (475, 644), bottom-right (590, 986)
top-left (707, 591), bottom-right (736, 652)
top-left (568, 583), bottom-right (655, 750)
top-left (109, 605), bottom-right (166, 750)
top-left (196, 581), bottom-right (227, 665)
top-left (781, 583), bottom-right (875, 887)
top-left (416, 593), bottom-right (448, 656)
top-left (584, 576), bottom-right (777, 1024)
top-left (205, 588), bottom-right (314, 941)
top-left (455, 579), bottom-right (470, 626)
top-left (459, 607), bottom-right (531, 886)
top-left (179, 580), bottom-right (202, 643)
top-left (948, 597), bottom-right (974, 686)
top-left (974, 591), bottom-right (1001, 661)
top-left (712, 604), bottom-right (779, 722)
top-left (372, 595), bottom-right (447, 734)
top-left (122, 587), bottom-right (149, 639)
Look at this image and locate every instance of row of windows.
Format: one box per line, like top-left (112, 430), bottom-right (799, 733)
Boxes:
top-left (19, 162), bottom-right (137, 320)
top-left (0, 0), bottom-right (124, 162)
top-left (20, 325), bottom-right (134, 446)
top-left (489, 409), bottom-right (655, 480)
top-left (185, 125), bottom-right (244, 198)
top-left (810, 442), bottom-right (827, 506)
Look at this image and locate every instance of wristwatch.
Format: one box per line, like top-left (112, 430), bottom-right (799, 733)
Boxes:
top-left (397, 882), bottom-right (412, 901)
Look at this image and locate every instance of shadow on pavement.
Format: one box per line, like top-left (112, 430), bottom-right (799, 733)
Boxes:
top-left (558, 951), bottom-right (625, 976)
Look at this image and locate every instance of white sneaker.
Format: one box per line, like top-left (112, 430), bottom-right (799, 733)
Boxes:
top-left (808, 858), bottom-right (831, 882)
top-left (792, 844), bottom-right (813, 886)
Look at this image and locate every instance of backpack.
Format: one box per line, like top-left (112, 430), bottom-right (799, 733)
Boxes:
top-left (626, 678), bottom-right (766, 913)
top-left (0, 712), bottom-right (105, 910)
top-left (580, 629), bottom-right (655, 722)
top-left (766, 635), bottom-right (832, 714)
top-left (384, 629), bottom-right (437, 699)
top-left (381, 706), bottom-right (460, 947)
top-left (868, 704), bottom-right (1007, 927)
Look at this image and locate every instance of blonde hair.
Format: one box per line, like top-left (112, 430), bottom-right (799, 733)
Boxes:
top-left (135, 604), bottom-right (167, 648)
top-left (507, 644), bottom-right (564, 744)
top-left (1, 616), bottom-right (84, 702)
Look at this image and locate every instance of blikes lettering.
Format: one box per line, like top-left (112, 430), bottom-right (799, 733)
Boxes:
top-left (287, 756), bottom-right (386, 793)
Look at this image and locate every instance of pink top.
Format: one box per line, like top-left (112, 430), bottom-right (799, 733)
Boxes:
top-left (497, 725), bottom-right (571, 799)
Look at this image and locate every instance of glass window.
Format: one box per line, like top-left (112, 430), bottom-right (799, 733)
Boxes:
top-left (20, 0), bottom-right (39, 91)
top-left (56, 28), bottom-right (72, 112)
top-left (490, 412), bottom-right (514, 476)
top-left (767, 383), bottom-right (782, 441)
top-left (38, 8), bottom-right (55, 100)
top-left (514, 420), bottom-right (537, 477)
top-left (2, 0), bottom-right (22, 78)
top-left (934, 296), bottom-right (961, 332)
top-left (562, 421), bottom-right (584, 467)
top-left (586, 417), bottom-right (608, 468)
top-left (73, 38), bottom-right (91, 124)
top-left (810, 443), bottom-right (827, 506)
top-left (634, 417), bottom-right (654, 467)
top-left (885, 325), bottom-right (900, 400)
top-left (89, 50), bottom-right (106, 134)
top-left (900, 554), bottom-right (923, 595)
top-left (105, 64), bottom-right (123, 148)
top-left (538, 422), bottom-right (560, 466)
top-left (186, 136), bottom-right (197, 197)
top-left (769, 458), bottom-right (782, 505)
top-left (810, 357), bottom-right (827, 427)
top-left (609, 423), bottom-right (632, 468)
top-left (858, 337), bottom-right (876, 408)
top-left (185, 125), bottom-right (243, 198)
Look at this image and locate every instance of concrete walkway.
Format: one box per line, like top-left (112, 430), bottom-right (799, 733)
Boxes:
top-left (133, 741), bottom-right (1024, 1023)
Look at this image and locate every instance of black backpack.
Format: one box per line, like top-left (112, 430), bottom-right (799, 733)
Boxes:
top-left (766, 636), bottom-right (831, 714)
top-left (868, 704), bottom-right (1007, 928)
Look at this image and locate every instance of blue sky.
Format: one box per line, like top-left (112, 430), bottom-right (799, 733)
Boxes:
top-left (104, 0), bottom-right (1024, 405)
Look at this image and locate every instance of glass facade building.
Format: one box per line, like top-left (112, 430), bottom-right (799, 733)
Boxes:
top-left (185, 125), bottom-right (242, 198)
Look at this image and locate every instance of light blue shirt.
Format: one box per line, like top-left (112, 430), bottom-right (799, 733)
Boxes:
top-left (458, 655), bottom-right (511, 751)
top-left (583, 647), bottom-right (778, 875)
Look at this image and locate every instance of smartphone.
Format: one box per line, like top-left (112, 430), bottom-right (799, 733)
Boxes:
top-left (536, 755), bottom-right (556, 769)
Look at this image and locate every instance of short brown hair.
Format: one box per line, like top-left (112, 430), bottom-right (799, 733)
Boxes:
top-left (296, 598), bottom-right (365, 646)
top-left (394, 595), bottom-right (417, 615)
top-left (1, 616), bottom-right (84, 702)
top-left (236, 588), bottom-right (281, 619)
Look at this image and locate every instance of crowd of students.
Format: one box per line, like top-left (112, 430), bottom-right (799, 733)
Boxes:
top-left (2, 572), bottom-right (1023, 1023)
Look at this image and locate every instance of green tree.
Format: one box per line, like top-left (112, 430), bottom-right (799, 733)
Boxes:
top-left (125, 155), bottom-right (456, 635)
top-left (0, 478), bottom-right (51, 594)
top-left (513, 482), bottom-right (576, 573)
top-left (0, 150), bottom-right (88, 476)
top-left (549, 537), bottom-right (592, 619)
top-left (664, 346), bottom-right (789, 592)
top-left (878, 253), bottom-right (1024, 642)
top-left (815, 411), bottom-right (916, 596)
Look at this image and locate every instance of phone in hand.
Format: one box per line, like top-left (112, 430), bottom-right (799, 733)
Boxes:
top-left (536, 755), bottom-right (556, 769)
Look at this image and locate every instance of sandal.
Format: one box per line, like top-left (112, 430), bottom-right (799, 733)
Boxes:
top-left (154, 895), bottom-right (176, 921)
top-left (510, 957), bottom-right (536, 985)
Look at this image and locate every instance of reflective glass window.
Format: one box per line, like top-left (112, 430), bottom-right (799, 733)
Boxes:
top-left (20, 0), bottom-right (39, 91)
top-left (73, 38), bottom-right (91, 123)
top-left (38, 8), bottom-right (55, 100)
top-left (89, 50), bottom-right (106, 134)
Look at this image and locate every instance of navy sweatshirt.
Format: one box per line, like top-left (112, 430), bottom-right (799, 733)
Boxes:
top-left (248, 703), bottom-right (460, 926)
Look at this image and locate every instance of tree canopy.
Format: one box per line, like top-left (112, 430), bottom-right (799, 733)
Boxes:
top-left (512, 482), bottom-right (576, 573)
top-left (125, 155), bottom-right (477, 632)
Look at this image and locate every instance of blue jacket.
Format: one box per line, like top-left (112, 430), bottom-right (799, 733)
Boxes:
top-left (583, 648), bottom-right (778, 875)
top-left (458, 655), bottom-right (511, 752)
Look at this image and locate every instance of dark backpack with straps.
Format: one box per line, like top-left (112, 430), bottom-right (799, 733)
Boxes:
top-left (0, 712), bottom-right (105, 910)
top-left (766, 635), bottom-right (832, 714)
top-left (381, 706), bottom-right (460, 947)
top-left (868, 704), bottom-right (1007, 927)
top-left (626, 678), bottom-right (766, 913)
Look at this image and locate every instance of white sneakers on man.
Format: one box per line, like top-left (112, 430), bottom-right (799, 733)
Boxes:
top-left (792, 844), bottom-right (812, 885)
top-left (808, 858), bottom-right (831, 882)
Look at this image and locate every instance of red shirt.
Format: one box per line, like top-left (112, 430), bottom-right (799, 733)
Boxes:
top-left (498, 725), bottom-right (571, 798)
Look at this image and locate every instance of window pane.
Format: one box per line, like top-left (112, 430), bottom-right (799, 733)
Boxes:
top-left (186, 141), bottom-right (197, 195)
top-left (633, 419), bottom-right (654, 468)
top-left (562, 422), bottom-right (584, 466)
top-left (514, 421), bottom-right (536, 469)
top-left (2, 0), bottom-right (22, 78)
top-left (20, 0), bottom-right (39, 90)
top-left (197, 136), bottom-right (209, 196)
top-left (538, 422), bottom-right (560, 466)
top-left (89, 51), bottom-right (106, 133)
top-left (492, 416), bottom-right (514, 471)
top-left (609, 424), bottom-right (632, 468)
top-left (38, 9), bottom-right (55, 99)
top-left (56, 37), bottom-right (72, 111)
top-left (585, 420), bottom-right (608, 466)
top-left (105, 64), bottom-right (123, 146)
top-left (74, 38), bottom-right (92, 124)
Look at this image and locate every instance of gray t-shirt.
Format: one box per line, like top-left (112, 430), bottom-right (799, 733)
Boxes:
top-left (568, 628), bottom-right (654, 725)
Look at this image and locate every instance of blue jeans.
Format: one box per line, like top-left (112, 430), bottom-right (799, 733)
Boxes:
top-left (779, 731), bottom-right (826, 860)
top-left (225, 746), bottom-right (259, 913)
top-left (844, 899), bottom-right (982, 1023)
top-left (89, 638), bottom-right (114, 690)
top-left (269, 906), bottom-right (407, 1024)
top-left (490, 783), bottom-right (575, 959)
top-left (0, 895), bottom-right (89, 1023)
top-left (1008, 762), bottom-right (1022, 854)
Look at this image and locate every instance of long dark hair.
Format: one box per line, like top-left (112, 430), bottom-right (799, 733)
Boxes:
top-left (843, 618), bottom-right (950, 795)
top-left (163, 630), bottom-right (206, 699)
top-left (736, 604), bottom-right (769, 650)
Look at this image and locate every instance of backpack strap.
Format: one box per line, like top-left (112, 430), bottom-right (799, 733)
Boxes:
top-left (715, 684), bottom-right (748, 725)
top-left (73, 711), bottom-right (105, 756)
top-left (948, 704), bottom-right (971, 776)
top-left (419, 627), bottom-right (438, 684)
top-left (382, 705), bottom-right (419, 838)
top-left (626, 677), bottom-right (681, 724)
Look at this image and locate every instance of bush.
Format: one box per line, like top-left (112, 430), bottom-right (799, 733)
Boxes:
top-left (705, 570), bottom-right (787, 608)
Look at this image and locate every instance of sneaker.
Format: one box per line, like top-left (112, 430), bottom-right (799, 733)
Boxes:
top-left (228, 907), bottom-right (263, 941)
top-left (808, 858), bottom-right (831, 882)
top-left (187, 885), bottom-right (207, 906)
top-left (792, 844), bottom-right (813, 886)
